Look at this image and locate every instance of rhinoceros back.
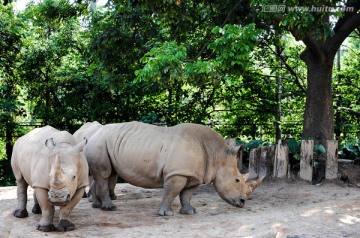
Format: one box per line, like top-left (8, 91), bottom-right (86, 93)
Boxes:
top-left (73, 121), bottom-right (103, 143)
top-left (85, 122), bottom-right (226, 188)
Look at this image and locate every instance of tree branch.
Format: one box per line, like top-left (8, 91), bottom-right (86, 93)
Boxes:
top-left (194, 0), bottom-right (243, 61)
top-left (330, 1), bottom-right (360, 53)
top-left (337, 107), bottom-right (360, 117)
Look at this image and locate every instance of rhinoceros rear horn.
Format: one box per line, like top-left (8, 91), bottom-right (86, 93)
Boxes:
top-left (45, 138), bottom-right (56, 150)
top-left (75, 139), bottom-right (87, 153)
top-left (248, 176), bottom-right (265, 192)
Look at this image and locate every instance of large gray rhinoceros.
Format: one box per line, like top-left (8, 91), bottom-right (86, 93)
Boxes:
top-left (73, 121), bottom-right (117, 200)
top-left (85, 122), bottom-right (263, 215)
top-left (11, 126), bottom-right (88, 232)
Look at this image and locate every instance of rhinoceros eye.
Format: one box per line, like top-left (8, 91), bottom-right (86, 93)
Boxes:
top-left (72, 175), bottom-right (76, 181)
top-left (235, 178), bottom-right (240, 183)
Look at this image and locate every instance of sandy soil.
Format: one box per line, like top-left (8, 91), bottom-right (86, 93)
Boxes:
top-left (1, 177), bottom-right (360, 238)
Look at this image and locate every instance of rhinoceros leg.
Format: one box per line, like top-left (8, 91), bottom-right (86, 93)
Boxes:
top-left (108, 174), bottom-right (117, 200)
top-left (32, 193), bottom-right (42, 214)
top-left (95, 177), bottom-right (117, 211)
top-left (88, 176), bottom-right (95, 202)
top-left (14, 178), bottom-right (29, 218)
top-left (157, 175), bottom-right (187, 216)
top-left (179, 186), bottom-right (198, 215)
top-left (57, 187), bottom-right (85, 231)
top-left (34, 188), bottom-right (56, 232)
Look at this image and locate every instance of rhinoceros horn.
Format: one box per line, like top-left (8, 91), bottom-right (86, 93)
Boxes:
top-left (53, 154), bottom-right (64, 186)
top-left (247, 176), bottom-right (265, 192)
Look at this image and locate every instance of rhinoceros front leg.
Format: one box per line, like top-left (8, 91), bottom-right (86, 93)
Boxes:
top-left (157, 175), bottom-right (187, 216)
top-left (34, 188), bottom-right (56, 232)
top-left (57, 187), bottom-right (85, 231)
top-left (179, 186), bottom-right (198, 215)
top-left (14, 178), bottom-right (29, 218)
top-left (95, 177), bottom-right (117, 211)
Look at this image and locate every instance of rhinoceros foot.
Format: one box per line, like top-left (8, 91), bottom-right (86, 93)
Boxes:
top-left (157, 205), bottom-right (174, 216)
top-left (180, 205), bottom-right (197, 215)
top-left (14, 209), bottom-right (28, 218)
top-left (57, 219), bottom-right (75, 231)
top-left (101, 205), bottom-right (117, 211)
top-left (32, 204), bottom-right (42, 214)
top-left (36, 224), bottom-right (56, 232)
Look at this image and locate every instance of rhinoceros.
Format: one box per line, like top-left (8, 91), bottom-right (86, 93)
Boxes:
top-left (11, 126), bottom-right (88, 232)
top-left (73, 121), bottom-right (117, 200)
top-left (85, 122), bottom-right (263, 215)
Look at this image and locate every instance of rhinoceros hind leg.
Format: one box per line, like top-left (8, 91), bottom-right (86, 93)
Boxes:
top-left (57, 219), bottom-right (75, 231)
top-left (179, 186), bottom-right (198, 215)
top-left (32, 204), bottom-right (42, 214)
top-left (109, 174), bottom-right (117, 200)
top-left (14, 209), bottom-right (28, 218)
top-left (157, 175), bottom-right (187, 216)
top-left (36, 224), bottom-right (56, 232)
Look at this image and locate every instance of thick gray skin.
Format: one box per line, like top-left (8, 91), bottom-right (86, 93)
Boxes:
top-left (73, 121), bottom-right (117, 201)
top-left (11, 126), bottom-right (88, 231)
top-left (85, 122), bottom-right (262, 215)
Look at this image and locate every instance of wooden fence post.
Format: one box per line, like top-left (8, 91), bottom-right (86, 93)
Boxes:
top-left (249, 148), bottom-right (261, 179)
top-left (237, 144), bottom-right (244, 173)
top-left (259, 145), bottom-right (276, 179)
top-left (300, 140), bottom-right (314, 182)
top-left (326, 140), bottom-right (338, 180)
top-left (273, 140), bottom-right (289, 178)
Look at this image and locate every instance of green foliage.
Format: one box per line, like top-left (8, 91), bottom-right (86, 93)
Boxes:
top-left (339, 140), bottom-right (360, 164)
top-left (245, 139), bottom-right (264, 150)
top-left (313, 144), bottom-right (326, 156)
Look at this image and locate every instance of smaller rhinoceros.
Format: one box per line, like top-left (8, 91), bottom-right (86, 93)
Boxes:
top-left (73, 121), bottom-right (117, 201)
top-left (85, 122), bottom-right (264, 215)
top-left (11, 126), bottom-right (88, 232)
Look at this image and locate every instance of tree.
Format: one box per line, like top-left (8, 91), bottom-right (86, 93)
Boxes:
top-left (252, 0), bottom-right (360, 183)
top-left (0, 2), bottom-right (25, 185)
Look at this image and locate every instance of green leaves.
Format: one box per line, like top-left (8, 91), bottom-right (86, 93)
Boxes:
top-left (208, 24), bottom-right (260, 71)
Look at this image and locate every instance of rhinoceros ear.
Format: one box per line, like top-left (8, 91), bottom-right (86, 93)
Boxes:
top-left (75, 138), bottom-right (87, 153)
top-left (45, 138), bottom-right (56, 151)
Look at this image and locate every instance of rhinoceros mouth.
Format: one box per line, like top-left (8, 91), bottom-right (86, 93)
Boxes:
top-left (229, 198), bottom-right (246, 208)
top-left (48, 190), bottom-right (71, 206)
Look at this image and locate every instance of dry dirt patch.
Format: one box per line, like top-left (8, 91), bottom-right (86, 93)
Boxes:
top-left (1, 179), bottom-right (360, 238)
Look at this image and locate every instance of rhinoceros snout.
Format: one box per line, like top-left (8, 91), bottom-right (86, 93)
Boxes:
top-left (233, 198), bottom-right (245, 208)
top-left (48, 188), bottom-right (71, 206)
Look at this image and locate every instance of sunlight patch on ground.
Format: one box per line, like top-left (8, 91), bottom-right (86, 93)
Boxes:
top-left (339, 215), bottom-right (360, 225)
top-left (300, 208), bottom-right (321, 217)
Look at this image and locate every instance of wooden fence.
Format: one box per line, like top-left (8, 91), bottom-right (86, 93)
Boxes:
top-left (243, 140), bottom-right (338, 183)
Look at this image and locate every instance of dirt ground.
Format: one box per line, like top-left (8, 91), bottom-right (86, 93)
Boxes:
top-left (1, 166), bottom-right (360, 238)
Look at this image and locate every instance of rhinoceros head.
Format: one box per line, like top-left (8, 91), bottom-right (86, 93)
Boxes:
top-left (46, 138), bottom-right (87, 206)
top-left (213, 146), bottom-right (264, 208)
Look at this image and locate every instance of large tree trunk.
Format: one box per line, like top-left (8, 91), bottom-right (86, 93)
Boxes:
top-left (301, 48), bottom-right (335, 184)
top-left (302, 51), bottom-right (335, 144)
